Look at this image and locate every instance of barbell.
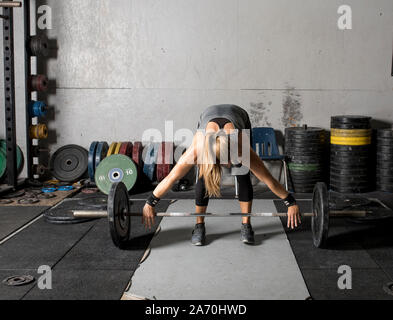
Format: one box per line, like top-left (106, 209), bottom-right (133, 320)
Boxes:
top-left (73, 182), bottom-right (368, 249)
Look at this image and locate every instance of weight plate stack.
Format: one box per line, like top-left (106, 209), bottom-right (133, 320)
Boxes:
top-left (49, 145), bottom-right (88, 182)
top-left (330, 115), bottom-right (372, 193)
top-left (376, 128), bottom-right (393, 192)
top-left (285, 125), bottom-right (326, 193)
top-left (157, 142), bottom-right (174, 182)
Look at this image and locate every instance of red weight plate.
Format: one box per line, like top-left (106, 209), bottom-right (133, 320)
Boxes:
top-left (119, 142), bottom-right (133, 157)
top-left (132, 142), bottom-right (143, 173)
top-left (157, 142), bottom-right (174, 182)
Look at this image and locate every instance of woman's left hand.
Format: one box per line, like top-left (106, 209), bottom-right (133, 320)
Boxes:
top-left (287, 205), bottom-right (301, 229)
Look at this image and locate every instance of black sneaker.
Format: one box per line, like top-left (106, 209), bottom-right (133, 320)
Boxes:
top-left (240, 223), bottom-right (255, 244)
top-left (191, 223), bottom-right (206, 246)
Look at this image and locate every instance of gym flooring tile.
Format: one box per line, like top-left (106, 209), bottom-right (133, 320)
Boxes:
top-left (0, 218), bottom-right (97, 270)
top-left (22, 270), bottom-right (133, 300)
top-left (53, 216), bottom-right (162, 271)
top-left (0, 269), bottom-right (37, 300)
top-left (0, 199), bottom-right (168, 300)
top-left (301, 268), bottom-right (393, 300)
top-left (0, 206), bottom-right (49, 241)
top-left (127, 199), bottom-right (309, 300)
top-left (287, 239), bottom-right (379, 269)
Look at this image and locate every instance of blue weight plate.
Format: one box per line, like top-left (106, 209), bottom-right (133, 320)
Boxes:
top-left (143, 143), bottom-right (159, 181)
top-left (95, 142), bottom-right (109, 170)
top-left (88, 141), bottom-right (99, 181)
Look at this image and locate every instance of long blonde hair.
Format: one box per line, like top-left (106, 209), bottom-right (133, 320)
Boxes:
top-left (197, 131), bottom-right (229, 198)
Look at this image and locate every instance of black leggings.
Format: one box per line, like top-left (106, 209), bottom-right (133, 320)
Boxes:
top-left (195, 174), bottom-right (253, 206)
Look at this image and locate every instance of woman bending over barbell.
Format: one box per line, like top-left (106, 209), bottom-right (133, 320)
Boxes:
top-left (143, 104), bottom-right (300, 245)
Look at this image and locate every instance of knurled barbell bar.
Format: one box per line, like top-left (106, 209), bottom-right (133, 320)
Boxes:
top-left (73, 182), bottom-right (367, 249)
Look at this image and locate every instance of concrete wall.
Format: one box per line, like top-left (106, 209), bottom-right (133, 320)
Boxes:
top-left (1, 0), bottom-right (393, 177)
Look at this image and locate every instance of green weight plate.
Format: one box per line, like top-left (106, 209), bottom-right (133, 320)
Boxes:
top-left (0, 148), bottom-right (6, 179)
top-left (95, 154), bottom-right (138, 195)
top-left (0, 140), bottom-right (24, 175)
top-left (108, 182), bottom-right (130, 248)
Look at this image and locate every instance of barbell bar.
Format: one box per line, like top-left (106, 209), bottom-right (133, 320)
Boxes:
top-left (73, 181), bottom-right (368, 249)
top-left (0, 2), bottom-right (22, 8)
top-left (74, 211), bottom-right (366, 218)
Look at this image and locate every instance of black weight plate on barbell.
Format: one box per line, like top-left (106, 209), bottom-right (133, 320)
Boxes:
top-left (311, 182), bottom-right (329, 248)
top-left (108, 182), bottom-right (130, 249)
top-left (50, 144), bottom-right (88, 182)
top-left (377, 129), bottom-right (393, 138)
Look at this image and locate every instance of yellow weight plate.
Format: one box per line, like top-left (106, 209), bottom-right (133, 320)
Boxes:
top-left (29, 124), bottom-right (48, 139)
top-left (331, 136), bottom-right (371, 146)
top-left (331, 128), bottom-right (371, 138)
top-left (107, 142), bottom-right (118, 157)
top-left (114, 142), bottom-right (122, 154)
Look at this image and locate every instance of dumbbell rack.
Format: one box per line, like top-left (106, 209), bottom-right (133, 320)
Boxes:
top-left (1, 1), bottom-right (21, 188)
top-left (0, 0), bottom-right (48, 190)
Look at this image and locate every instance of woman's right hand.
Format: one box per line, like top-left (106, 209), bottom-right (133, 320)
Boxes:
top-left (142, 203), bottom-right (156, 229)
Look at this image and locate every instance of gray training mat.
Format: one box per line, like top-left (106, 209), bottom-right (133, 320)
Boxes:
top-left (127, 199), bottom-right (309, 300)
